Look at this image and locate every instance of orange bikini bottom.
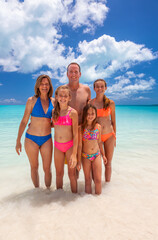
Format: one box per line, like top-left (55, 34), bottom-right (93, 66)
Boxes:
top-left (101, 132), bottom-right (116, 142)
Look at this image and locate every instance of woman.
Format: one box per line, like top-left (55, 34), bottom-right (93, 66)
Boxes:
top-left (90, 79), bottom-right (116, 182)
top-left (15, 75), bottom-right (54, 188)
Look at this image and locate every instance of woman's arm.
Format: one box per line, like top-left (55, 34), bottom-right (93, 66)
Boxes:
top-left (15, 97), bottom-right (33, 155)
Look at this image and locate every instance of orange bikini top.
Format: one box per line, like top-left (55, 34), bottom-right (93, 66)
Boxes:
top-left (97, 107), bottom-right (111, 117)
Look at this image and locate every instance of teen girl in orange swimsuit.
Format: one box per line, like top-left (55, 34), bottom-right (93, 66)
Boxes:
top-left (90, 79), bottom-right (116, 182)
top-left (52, 85), bottom-right (78, 193)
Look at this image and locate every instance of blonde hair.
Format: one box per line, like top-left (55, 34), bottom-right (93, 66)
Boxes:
top-left (34, 75), bottom-right (53, 97)
top-left (53, 85), bottom-right (71, 121)
top-left (93, 79), bottom-right (110, 109)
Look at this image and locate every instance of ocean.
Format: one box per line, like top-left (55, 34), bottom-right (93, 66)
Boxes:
top-left (0, 105), bottom-right (158, 240)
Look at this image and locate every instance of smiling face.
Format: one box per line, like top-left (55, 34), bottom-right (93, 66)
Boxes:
top-left (86, 107), bottom-right (96, 123)
top-left (56, 88), bottom-right (71, 106)
top-left (94, 80), bottom-right (107, 95)
top-left (38, 77), bottom-right (50, 95)
top-left (67, 63), bottom-right (81, 83)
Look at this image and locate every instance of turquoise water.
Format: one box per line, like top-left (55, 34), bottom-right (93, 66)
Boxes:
top-left (0, 105), bottom-right (158, 240)
top-left (0, 105), bottom-right (158, 167)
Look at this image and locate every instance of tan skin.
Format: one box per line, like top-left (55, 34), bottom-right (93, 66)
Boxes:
top-left (15, 78), bottom-right (55, 188)
top-left (67, 63), bottom-right (91, 125)
top-left (78, 107), bottom-right (107, 195)
top-left (90, 81), bottom-right (116, 182)
top-left (66, 63), bottom-right (91, 172)
top-left (52, 89), bottom-right (78, 193)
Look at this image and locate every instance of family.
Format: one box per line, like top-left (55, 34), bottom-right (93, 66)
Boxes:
top-left (15, 62), bottom-right (116, 195)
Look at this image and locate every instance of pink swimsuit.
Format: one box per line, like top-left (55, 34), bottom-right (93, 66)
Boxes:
top-left (54, 108), bottom-right (73, 152)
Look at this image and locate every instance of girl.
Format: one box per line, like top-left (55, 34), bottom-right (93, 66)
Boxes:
top-left (78, 104), bottom-right (107, 195)
top-left (90, 79), bottom-right (116, 182)
top-left (15, 75), bottom-right (54, 188)
top-left (52, 85), bottom-right (78, 193)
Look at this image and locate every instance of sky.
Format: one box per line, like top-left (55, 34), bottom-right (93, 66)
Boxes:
top-left (0, 0), bottom-right (158, 105)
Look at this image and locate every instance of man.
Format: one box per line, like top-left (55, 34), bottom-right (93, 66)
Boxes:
top-left (66, 62), bottom-right (91, 174)
top-left (66, 62), bottom-right (91, 125)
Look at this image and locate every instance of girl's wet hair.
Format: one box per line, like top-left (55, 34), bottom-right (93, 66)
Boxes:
top-left (34, 74), bottom-right (53, 98)
top-left (53, 85), bottom-right (71, 121)
top-left (81, 104), bottom-right (97, 132)
top-left (93, 79), bottom-right (110, 109)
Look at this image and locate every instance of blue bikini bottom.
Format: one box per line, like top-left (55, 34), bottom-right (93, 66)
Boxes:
top-left (25, 132), bottom-right (52, 147)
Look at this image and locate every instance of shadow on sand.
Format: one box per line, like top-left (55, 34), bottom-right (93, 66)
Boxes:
top-left (1, 181), bottom-right (86, 207)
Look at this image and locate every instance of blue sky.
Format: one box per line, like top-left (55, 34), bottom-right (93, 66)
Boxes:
top-left (0, 0), bottom-right (158, 105)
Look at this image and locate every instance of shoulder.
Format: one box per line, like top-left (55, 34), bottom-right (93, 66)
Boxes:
top-left (70, 107), bottom-right (78, 117)
top-left (80, 83), bottom-right (90, 91)
top-left (26, 96), bottom-right (37, 106)
top-left (89, 98), bottom-right (95, 105)
top-left (50, 97), bottom-right (55, 106)
top-left (96, 123), bottom-right (101, 130)
top-left (109, 99), bottom-right (115, 109)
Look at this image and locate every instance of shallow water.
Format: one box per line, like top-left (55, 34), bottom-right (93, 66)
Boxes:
top-left (0, 105), bottom-right (158, 240)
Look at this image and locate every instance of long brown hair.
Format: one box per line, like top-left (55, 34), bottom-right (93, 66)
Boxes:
top-left (52, 85), bottom-right (71, 121)
top-left (34, 74), bottom-right (53, 97)
top-left (81, 104), bottom-right (97, 132)
top-left (93, 79), bottom-right (110, 109)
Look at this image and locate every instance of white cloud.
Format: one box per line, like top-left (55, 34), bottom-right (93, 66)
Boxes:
top-left (77, 35), bottom-right (157, 82)
top-left (0, 0), bottom-right (108, 73)
top-left (0, 0), bottom-right (157, 93)
top-left (0, 98), bottom-right (21, 104)
top-left (107, 74), bottom-right (156, 100)
top-left (133, 96), bottom-right (150, 100)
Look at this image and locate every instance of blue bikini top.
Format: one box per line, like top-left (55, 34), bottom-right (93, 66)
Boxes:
top-left (31, 97), bottom-right (53, 118)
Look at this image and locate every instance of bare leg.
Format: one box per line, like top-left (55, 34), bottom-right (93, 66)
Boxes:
top-left (82, 157), bottom-right (92, 194)
top-left (24, 138), bottom-right (39, 188)
top-left (92, 155), bottom-right (102, 194)
top-left (54, 146), bottom-right (65, 189)
top-left (66, 147), bottom-right (77, 193)
top-left (104, 136), bottom-right (115, 182)
top-left (40, 138), bottom-right (53, 188)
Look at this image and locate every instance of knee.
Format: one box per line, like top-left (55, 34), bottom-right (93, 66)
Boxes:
top-left (56, 169), bottom-right (64, 178)
top-left (106, 161), bottom-right (112, 168)
top-left (68, 170), bottom-right (76, 180)
top-left (31, 165), bottom-right (38, 173)
top-left (85, 176), bottom-right (91, 185)
top-left (43, 166), bottom-right (51, 175)
top-left (94, 177), bottom-right (101, 185)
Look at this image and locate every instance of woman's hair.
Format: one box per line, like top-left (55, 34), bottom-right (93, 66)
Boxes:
top-left (93, 79), bottom-right (110, 109)
top-left (53, 85), bottom-right (71, 121)
top-left (81, 104), bottom-right (97, 132)
top-left (34, 75), bottom-right (53, 98)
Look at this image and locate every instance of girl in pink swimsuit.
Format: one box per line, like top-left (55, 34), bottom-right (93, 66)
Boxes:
top-left (52, 85), bottom-right (78, 193)
top-left (78, 104), bottom-right (107, 195)
top-left (90, 79), bottom-right (116, 182)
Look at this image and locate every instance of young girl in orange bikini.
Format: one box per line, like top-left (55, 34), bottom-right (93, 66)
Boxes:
top-left (52, 85), bottom-right (78, 193)
top-left (78, 104), bottom-right (107, 195)
top-left (90, 79), bottom-right (116, 182)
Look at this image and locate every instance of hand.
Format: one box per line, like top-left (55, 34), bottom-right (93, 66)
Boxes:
top-left (76, 162), bottom-right (81, 172)
top-left (103, 155), bottom-right (107, 165)
top-left (15, 141), bottom-right (22, 155)
top-left (69, 154), bottom-right (77, 168)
